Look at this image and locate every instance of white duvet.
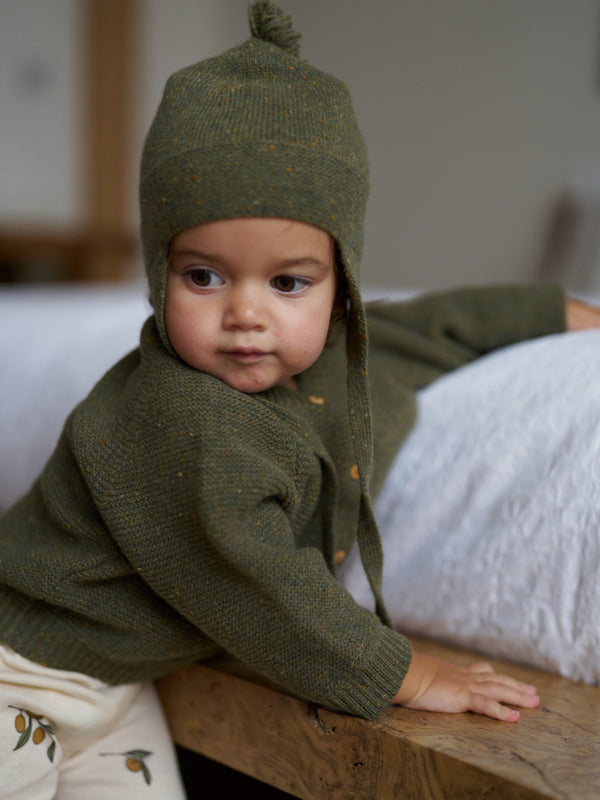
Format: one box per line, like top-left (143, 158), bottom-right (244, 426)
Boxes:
top-left (340, 329), bottom-right (600, 684)
top-left (0, 284), bottom-right (149, 511)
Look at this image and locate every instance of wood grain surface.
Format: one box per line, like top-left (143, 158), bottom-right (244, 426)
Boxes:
top-left (156, 637), bottom-right (600, 799)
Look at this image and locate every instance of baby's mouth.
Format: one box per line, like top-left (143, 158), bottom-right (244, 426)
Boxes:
top-left (225, 348), bottom-right (269, 364)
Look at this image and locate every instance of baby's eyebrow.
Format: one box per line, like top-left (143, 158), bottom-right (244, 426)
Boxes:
top-left (169, 248), bottom-right (215, 262)
top-left (276, 257), bottom-right (330, 274)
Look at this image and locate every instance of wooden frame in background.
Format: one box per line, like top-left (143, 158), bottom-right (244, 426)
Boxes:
top-left (0, 0), bottom-right (137, 282)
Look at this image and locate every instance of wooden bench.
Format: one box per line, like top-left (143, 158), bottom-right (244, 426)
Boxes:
top-left (156, 636), bottom-right (600, 799)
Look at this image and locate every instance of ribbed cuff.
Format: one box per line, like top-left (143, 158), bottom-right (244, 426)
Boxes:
top-left (329, 626), bottom-right (412, 720)
top-left (517, 283), bottom-right (566, 338)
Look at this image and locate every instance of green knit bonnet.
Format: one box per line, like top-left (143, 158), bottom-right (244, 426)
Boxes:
top-left (139, 0), bottom-right (390, 624)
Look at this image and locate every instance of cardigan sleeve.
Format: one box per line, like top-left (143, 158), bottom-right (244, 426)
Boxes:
top-left (366, 283), bottom-right (566, 389)
top-left (165, 486), bottom-right (411, 719)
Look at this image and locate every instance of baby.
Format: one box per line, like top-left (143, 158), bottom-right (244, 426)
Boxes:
top-left (2, 2), bottom-right (583, 796)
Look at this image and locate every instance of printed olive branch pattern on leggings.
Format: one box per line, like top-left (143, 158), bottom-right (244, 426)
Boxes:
top-left (10, 705), bottom-right (57, 762)
top-left (100, 749), bottom-right (154, 785)
top-left (8, 704), bottom-right (154, 785)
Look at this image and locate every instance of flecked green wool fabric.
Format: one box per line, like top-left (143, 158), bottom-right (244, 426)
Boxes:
top-left (140, 0), bottom-right (385, 621)
top-left (0, 1), bottom-right (567, 720)
top-left (141, 2), bottom-right (368, 330)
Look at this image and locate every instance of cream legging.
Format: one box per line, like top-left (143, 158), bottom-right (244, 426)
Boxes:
top-left (0, 645), bottom-right (186, 800)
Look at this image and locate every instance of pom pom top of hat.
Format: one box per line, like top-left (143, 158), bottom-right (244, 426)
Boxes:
top-left (249, 0), bottom-right (302, 57)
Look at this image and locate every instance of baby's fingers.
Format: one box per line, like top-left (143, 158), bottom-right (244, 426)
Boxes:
top-left (466, 678), bottom-right (540, 722)
top-left (465, 661), bottom-right (495, 674)
top-left (473, 669), bottom-right (539, 700)
top-left (468, 692), bottom-right (522, 722)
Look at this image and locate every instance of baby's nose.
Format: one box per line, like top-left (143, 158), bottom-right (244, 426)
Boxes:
top-left (222, 285), bottom-right (267, 331)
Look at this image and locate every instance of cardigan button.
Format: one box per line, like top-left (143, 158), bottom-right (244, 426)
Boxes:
top-left (334, 550), bottom-right (347, 564)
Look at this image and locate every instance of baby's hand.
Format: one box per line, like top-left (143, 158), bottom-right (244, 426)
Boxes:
top-left (392, 651), bottom-right (540, 722)
top-left (566, 297), bottom-right (600, 330)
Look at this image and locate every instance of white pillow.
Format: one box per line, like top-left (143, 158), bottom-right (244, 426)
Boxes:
top-left (0, 284), bottom-right (149, 512)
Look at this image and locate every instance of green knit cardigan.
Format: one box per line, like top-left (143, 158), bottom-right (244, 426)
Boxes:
top-left (0, 284), bottom-right (564, 719)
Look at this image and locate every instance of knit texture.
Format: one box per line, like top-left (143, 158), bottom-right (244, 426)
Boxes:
top-left (249, 0), bottom-right (302, 56)
top-left (140, 1), bottom-right (368, 341)
top-left (0, 284), bottom-right (565, 719)
top-left (139, 0), bottom-right (386, 623)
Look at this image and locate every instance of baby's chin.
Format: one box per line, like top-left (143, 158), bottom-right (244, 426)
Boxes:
top-left (228, 380), bottom-right (297, 394)
top-left (211, 364), bottom-right (299, 394)
top-left (218, 374), bottom-right (293, 394)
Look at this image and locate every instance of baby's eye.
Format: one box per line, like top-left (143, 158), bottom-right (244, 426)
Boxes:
top-left (272, 275), bottom-right (308, 294)
top-left (187, 268), bottom-right (222, 288)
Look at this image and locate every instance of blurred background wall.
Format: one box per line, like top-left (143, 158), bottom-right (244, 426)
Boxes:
top-left (1, 0), bottom-right (599, 291)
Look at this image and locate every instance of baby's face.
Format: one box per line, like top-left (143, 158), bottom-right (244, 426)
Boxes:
top-left (165, 217), bottom-right (338, 393)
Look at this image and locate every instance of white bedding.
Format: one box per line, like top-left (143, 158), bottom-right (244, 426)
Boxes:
top-left (0, 283), bottom-right (150, 511)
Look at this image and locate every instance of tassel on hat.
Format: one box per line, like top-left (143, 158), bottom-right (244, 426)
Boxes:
top-left (249, 0), bottom-right (302, 56)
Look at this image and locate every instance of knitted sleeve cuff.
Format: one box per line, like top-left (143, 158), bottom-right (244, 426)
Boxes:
top-left (502, 282), bottom-right (566, 341)
top-left (328, 626), bottom-right (412, 720)
top-left (460, 282), bottom-right (567, 347)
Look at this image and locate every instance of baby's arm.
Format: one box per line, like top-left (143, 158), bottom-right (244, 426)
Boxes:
top-left (392, 651), bottom-right (539, 722)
